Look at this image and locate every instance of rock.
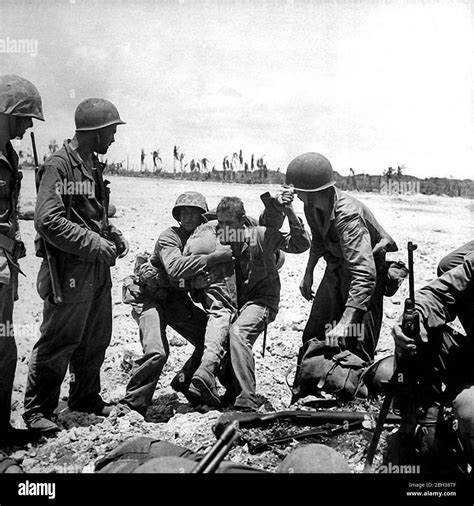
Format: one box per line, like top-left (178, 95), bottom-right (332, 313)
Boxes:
top-left (169, 335), bottom-right (187, 347)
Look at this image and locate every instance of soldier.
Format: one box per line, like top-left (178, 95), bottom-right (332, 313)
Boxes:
top-left (116, 191), bottom-right (232, 415)
top-left (217, 193), bottom-right (311, 411)
top-left (0, 74), bottom-right (44, 446)
top-left (391, 247), bottom-right (474, 470)
top-left (23, 98), bottom-right (129, 433)
top-left (286, 153), bottom-right (397, 370)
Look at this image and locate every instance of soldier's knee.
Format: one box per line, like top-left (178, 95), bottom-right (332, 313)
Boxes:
top-left (453, 386), bottom-right (474, 436)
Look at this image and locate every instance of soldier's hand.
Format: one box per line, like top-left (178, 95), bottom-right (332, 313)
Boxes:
top-left (325, 322), bottom-right (348, 349)
top-left (276, 187), bottom-right (295, 207)
top-left (207, 244), bottom-right (233, 267)
top-left (300, 271), bottom-right (314, 301)
top-left (391, 322), bottom-right (416, 355)
top-left (98, 238), bottom-right (117, 265)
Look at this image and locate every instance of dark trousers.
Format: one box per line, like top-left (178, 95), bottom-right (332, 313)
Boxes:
top-left (302, 258), bottom-right (386, 363)
top-left (24, 262), bottom-right (112, 420)
top-left (121, 296), bottom-right (206, 413)
top-left (0, 274), bottom-right (17, 429)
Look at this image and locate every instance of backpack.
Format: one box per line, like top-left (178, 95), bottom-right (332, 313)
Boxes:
top-left (292, 338), bottom-right (368, 402)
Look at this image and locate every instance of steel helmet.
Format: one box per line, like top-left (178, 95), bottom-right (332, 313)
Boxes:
top-left (75, 98), bottom-right (126, 131)
top-left (364, 355), bottom-right (395, 397)
top-left (0, 74), bottom-right (44, 121)
top-left (277, 444), bottom-right (351, 473)
top-left (286, 152), bottom-right (335, 192)
top-left (172, 191), bottom-right (209, 221)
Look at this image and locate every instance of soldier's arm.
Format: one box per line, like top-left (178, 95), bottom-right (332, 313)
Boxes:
top-left (336, 213), bottom-right (376, 313)
top-left (156, 228), bottom-right (210, 281)
top-left (264, 212), bottom-right (311, 255)
top-left (415, 251), bottom-right (473, 329)
top-left (258, 192), bottom-right (286, 229)
top-left (34, 164), bottom-right (102, 259)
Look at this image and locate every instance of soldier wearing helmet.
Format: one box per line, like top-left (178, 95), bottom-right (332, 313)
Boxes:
top-left (0, 74), bottom-right (44, 446)
top-left (287, 153), bottom-right (397, 401)
top-left (116, 191), bottom-right (233, 415)
top-left (23, 98), bottom-right (128, 433)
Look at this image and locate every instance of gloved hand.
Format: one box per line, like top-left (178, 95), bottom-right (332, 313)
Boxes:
top-left (98, 237), bottom-right (117, 265)
top-left (206, 244), bottom-right (233, 267)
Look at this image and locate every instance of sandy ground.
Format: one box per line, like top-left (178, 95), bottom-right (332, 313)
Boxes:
top-left (6, 169), bottom-right (473, 473)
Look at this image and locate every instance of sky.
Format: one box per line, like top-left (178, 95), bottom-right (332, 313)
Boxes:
top-left (1, 0), bottom-right (473, 178)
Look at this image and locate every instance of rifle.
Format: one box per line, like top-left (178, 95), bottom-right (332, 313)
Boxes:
top-left (214, 409), bottom-right (401, 439)
top-left (192, 421), bottom-right (240, 473)
top-left (363, 241), bottom-right (419, 473)
top-left (31, 132), bottom-right (63, 304)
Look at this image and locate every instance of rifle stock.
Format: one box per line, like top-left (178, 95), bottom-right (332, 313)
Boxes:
top-left (31, 132), bottom-right (63, 304)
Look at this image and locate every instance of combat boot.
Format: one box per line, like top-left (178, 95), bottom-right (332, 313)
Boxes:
top-left (189, 367), bottom-right (221, 408)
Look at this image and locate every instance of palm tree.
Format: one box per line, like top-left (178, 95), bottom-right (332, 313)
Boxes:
top-left (200, 158), bottom-right (210, 172)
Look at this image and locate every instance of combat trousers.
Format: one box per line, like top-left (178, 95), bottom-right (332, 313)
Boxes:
top-left (23, 261), bottom-right (112, 421)
top-left (121, 295), bottom-right (206, 413)
top-left (224, 302), bottom-right (276, 410)
top-left (198, 264), bottom-right (238, 376)
top-left (0, 273), bottom-right (17, 429)
top-left (301, 257), bottom-right (386, 363)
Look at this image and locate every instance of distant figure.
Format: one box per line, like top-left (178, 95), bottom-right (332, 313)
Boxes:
top-left (141, 149), bottom-right (145, 169)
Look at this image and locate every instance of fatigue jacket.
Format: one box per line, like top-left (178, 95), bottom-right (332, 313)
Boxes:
top-left (0, 142), bottom-right (21, 284)
top-left (304, 187), bottom-right (397, 311)
top-left (35, 139), bottom-right (122, 259)
top-left (416, 251), bottom-right (473, 339)
top-left (232, 217), bottom-right (310, 314)
top-left (34, 139), bottom-right (123, 302)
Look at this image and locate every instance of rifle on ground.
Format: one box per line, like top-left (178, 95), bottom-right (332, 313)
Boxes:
top-left (192, 421), bottom-right (240, 473)
top-left (363, 241), bottom-right (419, 473)
top-left (31, 132), bottom-right (63, 304)
top-left (214, 409), bottom-right (401, 438)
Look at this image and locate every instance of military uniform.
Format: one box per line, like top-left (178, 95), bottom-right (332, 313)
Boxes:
top-left (390, 248), bottom-right (474, 471)
top-left (0, 74), bottom-right (43, 439)
top-left (0, 142), bottom-right (22, 430)
top-left (23, 140), bottom-right (124, 422)
top-left (120, 225), bottom-right (209, 414)
top-left (302, 187), bottom-right (397, 362)
top-left (224, 199), bottom-right (310, 410)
